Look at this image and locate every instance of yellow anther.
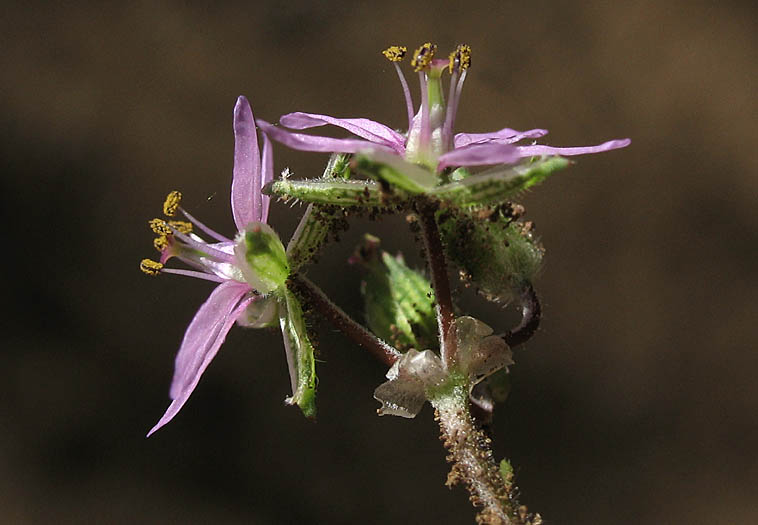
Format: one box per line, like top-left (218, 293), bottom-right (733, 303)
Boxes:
top-left (149, 218), bottom-right (171, 236)
top-left (411, 42), bottom-right (437, 72)
top-left (140, 259), bottom-right (164, 276)
top-left (153, 235), bottom-right (169, 252)
top-left (163, 190), bottom-right (182, 217)
top-left (448, 44), bottom-right (472, 73)
top-left (168, 220), bottom-right (193, 234)
top-left (382, 45), bottom-right (407, 62)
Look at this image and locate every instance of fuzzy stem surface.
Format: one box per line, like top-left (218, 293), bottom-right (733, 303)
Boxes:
top-left (431, 388), bottom-right (535, 525)
top-left (290, 274), bottom-right (401, 366)
top-left (415, 199), bottom-right (457, 366)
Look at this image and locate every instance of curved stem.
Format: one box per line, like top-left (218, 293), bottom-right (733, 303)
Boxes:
top-left (415, 199), bottom-right (457, 366)
top-left (290, 274), bottom-right (401, 366)
top-left (502, 283), bottom-right (541, 348)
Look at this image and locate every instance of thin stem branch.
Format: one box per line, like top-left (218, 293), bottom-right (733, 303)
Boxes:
top-left (415, 199), bottom-right (457, 366)
top-left (502, 283), bottom-right (541, 348)
top-left (290, 274), bottom-right (401, 367)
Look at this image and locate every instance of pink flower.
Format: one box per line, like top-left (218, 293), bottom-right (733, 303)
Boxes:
top-left (142, 96), bottom-right (286, 436)
top-left (257, 43), bottom-right (629, 179)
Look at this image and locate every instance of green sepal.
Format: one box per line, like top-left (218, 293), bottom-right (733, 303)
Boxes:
top-left (353, 155), bottom-right (435, 194)
top-left (437, 206), bottom-right (544, 303)
top-left (323, 152), bottom-right (352, 179)
top-left (279, 288), bottom-right (317, 419)
top-left (354, 235), bottom-right (437, 351)
top-left (235, 223), bottom-right (290, 294)
top-left (430, 157), bottom-right (569, 207)
top-left (266, 177), bottom-right (384, 207)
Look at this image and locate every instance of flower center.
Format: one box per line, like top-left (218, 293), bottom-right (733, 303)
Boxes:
top-left (384, 42), bottom-right (473, 171)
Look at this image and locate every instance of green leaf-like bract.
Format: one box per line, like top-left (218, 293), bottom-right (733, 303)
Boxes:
top-left (356, 236), bottom-right (437, 351)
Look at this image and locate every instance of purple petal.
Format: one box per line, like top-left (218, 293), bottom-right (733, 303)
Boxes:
top-left (517, 138), bottom-right (631, 157)
top-left (260, 132), bottom-right (273, 223)
top-left (258, 119), bottom-right (393, 154)
top-left (454, 128), bottom-right (549, 148)
top-left (280, 112), bottom-right (406, 152)
top-left (437, 143), bottom-right (521, 170)
top-left (147, 280), bottom-right (252, 437)
top-left (231, 96), bottom-right (262, 230)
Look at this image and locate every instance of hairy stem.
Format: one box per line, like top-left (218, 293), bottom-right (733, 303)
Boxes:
top-left (290, 274), bottom-right (401, 366)
top-left (415, 199), bottom-right (457, 365)
top-left (502, 283), bottom-right (541, 348)
top-left (431, 389), bottom-right (538, 525)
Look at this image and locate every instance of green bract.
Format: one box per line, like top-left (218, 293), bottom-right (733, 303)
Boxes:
top-left (353, 235), bottom-right (437, 351)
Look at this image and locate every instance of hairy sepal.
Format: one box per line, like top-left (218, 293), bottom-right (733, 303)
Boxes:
top-left (279, 288), bottom-right (317, 419)
top-left (437, 206), bottom-right (544, 304)
top-left (430, 156), bottom-right (569, 207)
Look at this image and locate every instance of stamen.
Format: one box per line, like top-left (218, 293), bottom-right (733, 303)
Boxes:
top-left (170, 228), bottom-right (235, 264)
top-left (442, 45), bottom-right (472, 150)
top-left (180, 208), bottom-right (232, 243)
top-left (382, 45), bottom-right (407, 62)
top-left (163, 190), bottom-right (182, 217)
top-left (140, 259), bottom-right (163, 276)
top-left (448, 44), bottom-right (472, 74)
top-left (167, 220), bottom-right (193, 234)
top-left (149, 218), bottom-right (171, 236)
top-left (153, 235), bottom-right (169, 252)
top-left (160, 267), bottom-right (228, 283)
top-left (411, 42), bottom-right (437, 72)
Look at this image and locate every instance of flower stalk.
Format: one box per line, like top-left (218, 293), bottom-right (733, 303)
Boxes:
top-left (415, 198), bottom-right (457, 366)
top-left (290, 274), bottom-right (401, 366)
top-left (431, 386), bottom-right (537, 525)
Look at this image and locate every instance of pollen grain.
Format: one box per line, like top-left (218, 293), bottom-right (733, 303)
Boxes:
top-left (149, 218), bottom-right (171, 236)
top-left (153, 236), bottom-right (169, 252)
top-left (449, 44), bottom-right (472, 73)
top-left (382, 45), bottom-right (407, 62)
top-left (163, 190), bottom-right (182, 217)
top-left (411, 42), bottom-right (437, 72)
top-left (168, 220), bottom-right (193, 234)
top-left (140, 259), bottom-right (164, 276)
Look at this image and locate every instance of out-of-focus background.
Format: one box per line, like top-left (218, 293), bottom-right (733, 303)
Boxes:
top-left (2, 1), bottom-right (756, 523)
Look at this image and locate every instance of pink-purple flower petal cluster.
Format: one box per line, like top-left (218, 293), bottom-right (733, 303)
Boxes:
top-left (259, 43), bottom-right (630, 177)
top-left (145, 96), bottom-right (277, 436)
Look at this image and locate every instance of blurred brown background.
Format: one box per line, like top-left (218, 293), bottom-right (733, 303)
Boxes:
top-left (2, 1), bottom-right (756, 523)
